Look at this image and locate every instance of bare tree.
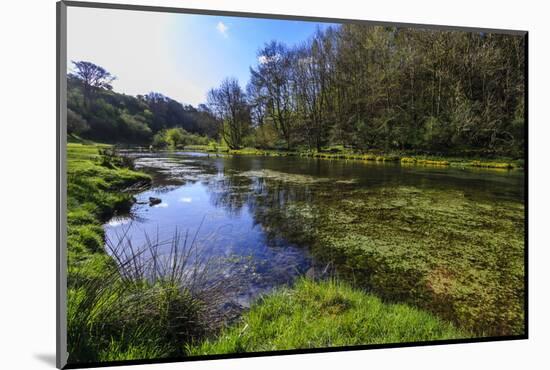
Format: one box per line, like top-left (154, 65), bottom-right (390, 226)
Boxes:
top-left (207, 78), bottom-right (250, 149)
top-left (250, 41), bottom-right (295, 149)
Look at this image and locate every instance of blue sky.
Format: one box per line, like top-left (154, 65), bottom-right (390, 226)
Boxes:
top-left (68, 7), bottom-right (338, 106)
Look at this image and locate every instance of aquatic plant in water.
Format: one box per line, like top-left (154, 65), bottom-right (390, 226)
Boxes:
top-left (269, 185), bottom-right (524, 336)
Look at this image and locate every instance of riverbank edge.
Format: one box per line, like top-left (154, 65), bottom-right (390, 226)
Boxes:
top-left (66, 143), bottom-right (159, 362)
top-left (180, 145), bottom-right (524, 170)
top-left (66, 142), bottom-right (469, 363)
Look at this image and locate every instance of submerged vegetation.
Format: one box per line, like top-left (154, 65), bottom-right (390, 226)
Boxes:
top-left (190, 278), bottom-right (467, 355)
top-left (255, 184), bottom-right (525, 336)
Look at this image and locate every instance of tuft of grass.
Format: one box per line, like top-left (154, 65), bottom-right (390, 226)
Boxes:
top-left (188, 278), bottom-right (467, 355)
top-left (68, 227), bottom-right (226, 364)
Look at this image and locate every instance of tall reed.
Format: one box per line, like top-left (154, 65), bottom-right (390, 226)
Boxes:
top-left (68, 223), bottom-right (228, 363)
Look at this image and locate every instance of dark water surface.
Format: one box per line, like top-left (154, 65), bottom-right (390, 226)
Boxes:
top-left (104, 151), bottom-right (524, 326)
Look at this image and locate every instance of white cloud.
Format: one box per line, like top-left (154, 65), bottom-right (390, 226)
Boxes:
top-left (216, 21), bottom-right (229, 38)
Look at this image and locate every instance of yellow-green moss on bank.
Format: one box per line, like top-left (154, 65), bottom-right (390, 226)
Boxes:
top-left (182, 145), bottom-right (521, 170)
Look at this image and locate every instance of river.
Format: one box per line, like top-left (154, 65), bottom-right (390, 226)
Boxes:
top-left (104, 151), bottom-right (525, 335)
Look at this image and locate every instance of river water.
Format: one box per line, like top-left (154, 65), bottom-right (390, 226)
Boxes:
top-left (104, 151), bottom-right (524, 333)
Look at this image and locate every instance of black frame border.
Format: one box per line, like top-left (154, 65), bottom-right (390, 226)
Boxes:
top-left (56, 1), bottom-right (529, 369)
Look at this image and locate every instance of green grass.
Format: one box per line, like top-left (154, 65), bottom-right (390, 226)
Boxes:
top-left (188, 278), bottom-right (467, 355)
top-left (67, 143), bottom-right (150, 261)
top-left (67, 143), bottom-right (219, 364)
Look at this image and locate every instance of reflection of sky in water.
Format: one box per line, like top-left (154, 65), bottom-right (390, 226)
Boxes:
top-left (152, 202), bottom-right (169, 208)
top-left (104, 175), bottom-right (311, 307)
top-left (106, 217), bottom-right (132, 227)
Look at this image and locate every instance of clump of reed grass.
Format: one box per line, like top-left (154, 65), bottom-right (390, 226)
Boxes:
top-left (67, 225), bottom-right (228, 364)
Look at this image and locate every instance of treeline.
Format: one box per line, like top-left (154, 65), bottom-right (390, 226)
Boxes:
top-left (208, 25), bottom-right (525, 156)
top-left (68, 25), bottom-right (525, 157)
top-left (67, 61), bottom-right (218, 145)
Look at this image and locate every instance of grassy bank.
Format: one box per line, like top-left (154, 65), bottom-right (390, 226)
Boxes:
top-left (180, 145), bottom-right (522, 170)
top-left (67, 143), bottom-right (221, 364)
top-left (189, 278), bottom-right (467, 355)
top-left (67, 143), bottom-right (150, 273)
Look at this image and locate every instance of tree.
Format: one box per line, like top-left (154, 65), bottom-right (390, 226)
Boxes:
top-left (292, 31), bottom-right (334, 150)
top-left (66, 27), bottom-right (525, 156)
top-left (165, 127), bottom-right (187, 148)
top-left (70, 61), bottom-right (116, 109)
top-left (207, 78), bottom-right (251, 149)
top-left (250, 41), bottom-right (296, 149)
top-left (67, 108), bottom-right (89, 135)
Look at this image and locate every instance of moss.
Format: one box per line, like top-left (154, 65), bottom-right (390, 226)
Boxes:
top-left (470, 160), bottom-right (514, 169)
top-left (66, 143), bottom-right (150, 281)
top-left (68, 224), bottom-right (104, 253)
top-left (67, 144), bottom-right (150, 220)
top-left (201, 147), bottom-right (518, 170)
top-left (68, 209), bottom-right (97, 225)
top-left (417, 159), bottom-right (450, 166)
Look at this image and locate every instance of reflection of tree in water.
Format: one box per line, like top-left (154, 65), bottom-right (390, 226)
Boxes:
top-left (206, 171), bottom-right (323, 248)
top-left (206, 172), bottom-right (254, 216)
top-left (204, 171), bottom-right (358, 287)
top-left (249, 180), bottom-right (317, 245)
top-left (200, 171), bottom-right (319, 309)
